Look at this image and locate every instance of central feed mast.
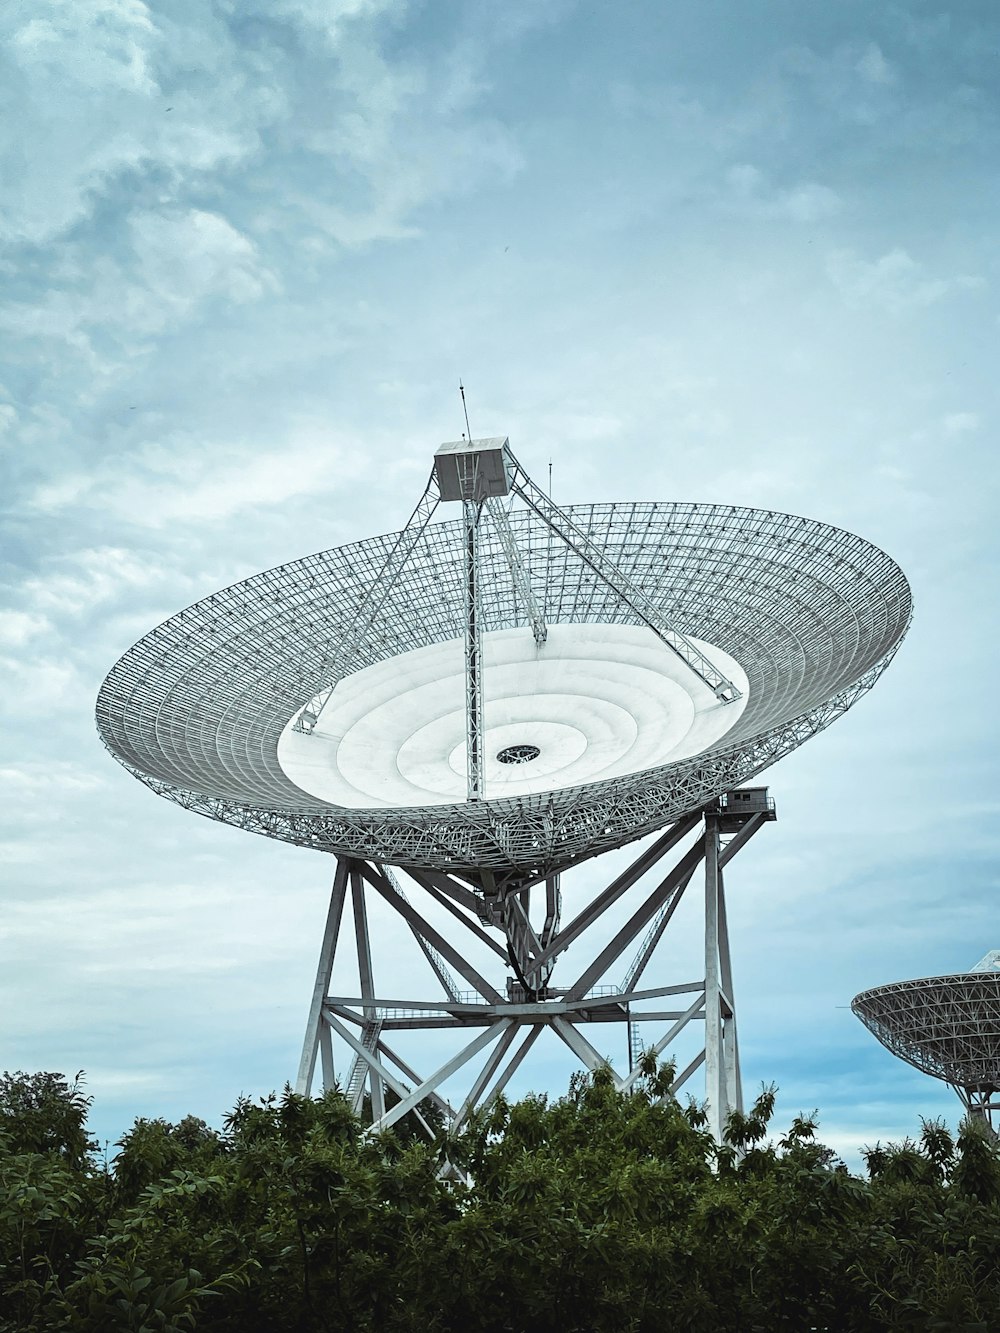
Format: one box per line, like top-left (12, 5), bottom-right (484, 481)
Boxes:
top-left (432, 436), bottom-right (516, 802)
top-left (432, 435), bottom-right (743, 803)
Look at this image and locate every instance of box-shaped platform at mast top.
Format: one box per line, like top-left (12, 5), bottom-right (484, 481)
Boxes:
top-left (434, 437), bottom-right (513, 502)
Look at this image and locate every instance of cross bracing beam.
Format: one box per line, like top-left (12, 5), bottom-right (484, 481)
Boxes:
top-left (485, 498), bottom-right (547, 646)
top-left (320, 979), bottom-right (706, 1027)
top-left (400, 870), bottom-right (509, 959)
top-left (453, 1025), bottom-right (538, 1133)
top-left (294, 467), bottom-right (442, 735)
top-left (620, 991), bottom-right (708, 1094)
top-left (297, 795), bottom-right (773, 1141)
top-left (379, 865), bottom-right (464, 1002)
top-left (565, 838), bottom-right (707, 1001)
top-left (524, 814), bottom-right (701, 976)
top-left (329, 1011), bottom-right (455, 1120)
top-left (322, 1011), bottom-right (438, 1138)
top-left (356, 859), bottom-right (502, 1003)
top-left (504, 450), bottom-right (742, 704)
top-left (620, 864), bottom-right (699, 994)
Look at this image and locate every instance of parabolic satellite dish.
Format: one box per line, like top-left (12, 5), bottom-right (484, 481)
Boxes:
top-left (96, 435), bottom-right (911, 1139)
top-left (96, 439), bottom-right (910, 882)
top-left (854, 954), bottom-right (1000, 1129)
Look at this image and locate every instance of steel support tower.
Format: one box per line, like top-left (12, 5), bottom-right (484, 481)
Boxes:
top-left (296, 788), bottom-right (775, 1141)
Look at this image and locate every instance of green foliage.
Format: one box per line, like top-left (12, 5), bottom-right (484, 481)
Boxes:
top-left (0, 1071), bottom-right (95, 1168)
top-left (5, 1065), bottom-right (1000, 1330)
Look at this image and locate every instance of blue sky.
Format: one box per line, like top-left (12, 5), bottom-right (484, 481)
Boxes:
top-left (2, 0), bottom-right (999, 1165)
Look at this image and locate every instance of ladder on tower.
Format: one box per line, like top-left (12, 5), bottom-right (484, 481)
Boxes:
top-left (628, 1017), bottom-right (646, 1073)
top-left (345, 1017), bottom-right (384, 1113)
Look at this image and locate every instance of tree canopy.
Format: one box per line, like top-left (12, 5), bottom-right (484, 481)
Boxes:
top-left (2, 1064), bottom-right (999, 1331)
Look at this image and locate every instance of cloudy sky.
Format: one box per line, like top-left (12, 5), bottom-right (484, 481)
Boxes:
top-left (2, 0), bottom-right (998, 1164)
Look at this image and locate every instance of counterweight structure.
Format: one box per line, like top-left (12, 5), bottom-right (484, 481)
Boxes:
top-left (853, 953), bottom-right (1000, 1131)
top-left (97, 436), bottom-right (911, 1137)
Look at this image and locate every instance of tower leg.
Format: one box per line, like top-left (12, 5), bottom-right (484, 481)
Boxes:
top-left (704, 813), bottom-right (727, 1142)
top-left (296, 859), bottom-right (349, 1096)
top-left (351, 866), bottom-right (385, 1120)
top-left (718, 868), bottom-right (743, 1117)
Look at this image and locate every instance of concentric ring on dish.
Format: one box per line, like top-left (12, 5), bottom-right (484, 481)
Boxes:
top-left (276, 624), bottom-right (747, 809)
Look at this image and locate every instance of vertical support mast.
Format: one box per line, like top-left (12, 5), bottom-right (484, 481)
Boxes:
top-left (434, 435), bottom-right (518, 804)
top-left (703, 811), bottom-right (727, 1142)
top-left (462, 490), bottom-right (485, 802)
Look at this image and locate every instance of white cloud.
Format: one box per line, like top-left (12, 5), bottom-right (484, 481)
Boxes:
top-left (725, 164), bottom-right (843, 222)
top-left (0, 209), bottom-right (276, 351)
top-left (0, 2), bottom-right (273, 243)
top-left (29, 424), bottom-right (373, 527)
top-left (856, 42), bottom-right (896, 87)
top-left (0, 656), bottom-right (82, 714)
top-left (258, 0), bottom-right (400, 47)
top-left (0, 763), bottom-right (106, 799)
top-left (779, 182), bottom-right (843, 222)
top-left (942, 412), bottom-right (979, 436)
top-left (826, 248), bottom-right (982, 314)
top-left (0, 610), bottom-right (52, 647)
top-left (11, 1), bottom-right (156, 95)
top-left (292, 44), bottom-right (523, 249)
top-left (23, 547), bottom-right (160, 614)
top-left (0, 841), bottom-right (46, 866)
top-left (126, 208), bottom-right (278, 322)
top-left (677, 407), bottom-right (731, 438)
top-left (727, 163), bottom-right (764, 195)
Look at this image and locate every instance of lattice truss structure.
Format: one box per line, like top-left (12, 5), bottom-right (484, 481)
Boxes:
top-left (296, 791), bottom-right (775, 1143)
top-left (853, 967), bottom-right (1000, 1128)
top-left (96, 449), bottom-right (911, 883)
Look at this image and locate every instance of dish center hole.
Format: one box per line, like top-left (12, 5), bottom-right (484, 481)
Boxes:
top-left (496, 744), bottom-right (541, 765)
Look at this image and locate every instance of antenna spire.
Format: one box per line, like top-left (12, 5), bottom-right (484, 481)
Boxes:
top-left (459, 381), bottom-right (473, 443)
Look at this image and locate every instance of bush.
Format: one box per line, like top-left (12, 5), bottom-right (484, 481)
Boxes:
top-left (4, 1066), bottom-right (1000, 1330)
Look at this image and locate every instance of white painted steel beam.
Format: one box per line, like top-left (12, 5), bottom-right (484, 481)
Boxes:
top-left (462, 496), bottom-right (486, 802)
top-left (703, 815), bottom-right (726, 1142)
top-left (373, 1022), bottom-right (509, 1134)
top-left (295, 467), bottom-right (442, 735)
top-left (566, 839), bottom-right (707, 1000)
top-left (550, 1015), bottom-right (622, 1087)
top-left (619, 991), bottom-right (707, 1094)
top-left (295, 859), bottom-right (349, 1095)
top-left (506, 451), bottom-right (742, 703)
top-left (486, 498), bottom-right (547, 646)
top-left (357, 860), bottom-right (502, 1003)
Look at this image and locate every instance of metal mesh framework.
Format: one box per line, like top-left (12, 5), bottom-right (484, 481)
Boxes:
top-left (853, 974), bottom-right (1000, 1092)
top-left (96, 499), bottom-right (911, 879)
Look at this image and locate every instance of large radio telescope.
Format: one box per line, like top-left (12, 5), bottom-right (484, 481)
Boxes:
top-left (853, 953), bottom-right (1000, 1131)
top-left (97, 436), bottom-right (911, 1140)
